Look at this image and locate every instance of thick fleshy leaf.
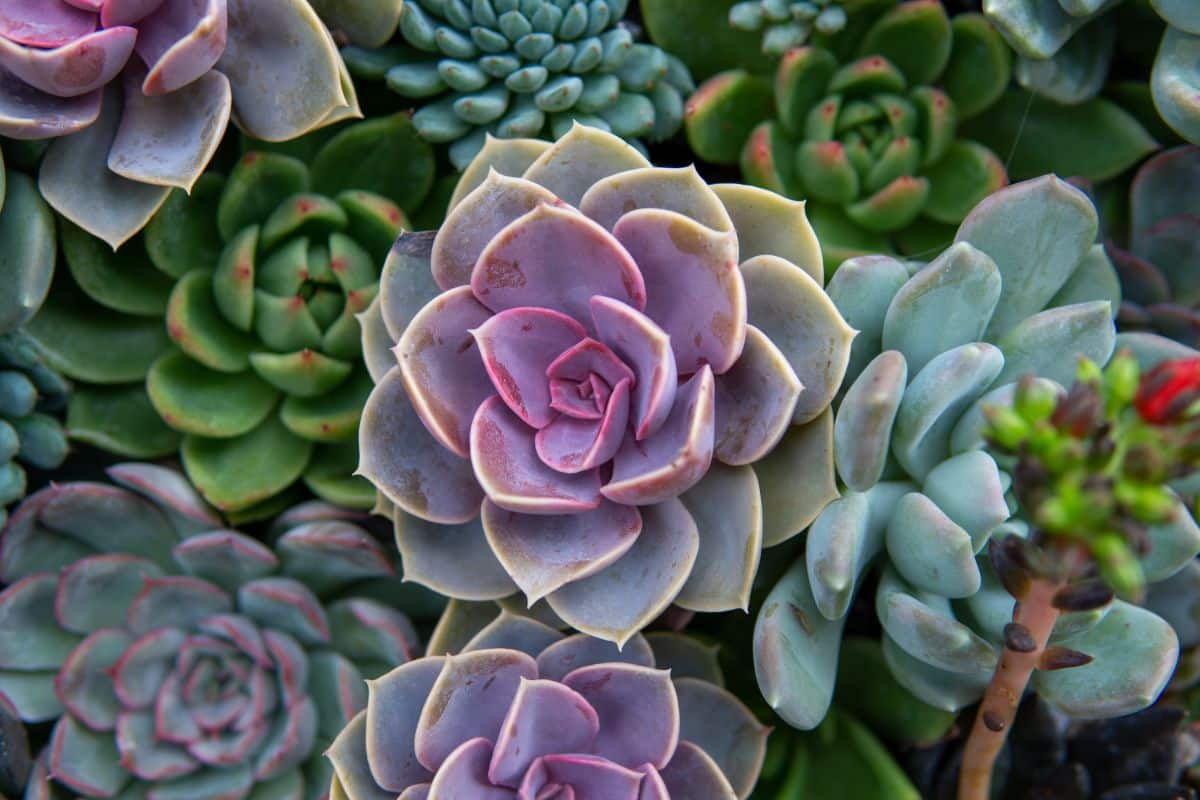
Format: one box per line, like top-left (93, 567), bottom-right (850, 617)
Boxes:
top-left (580, 166), bottom-right (733, 235)
top-left (40, 481), bottom-right (179, 569)
top-left (328, 711), bottom-right (392, 800)
top-left (180, 415), bottom-right (313, 513)
top-left (875, 569), bottom-right (997, 677)
top-left (358, 368), bottom-right (485, 525)
top-left (673, 678), bottom-right (766, 799)
top-left (955, 175), bottom-right (1097, 340)
top-left (472, 307), bottom-right (587, 429)
top-left (714, 325), bottom-right (802, 466)
top-left (55, 554), bottom-right (163, 634)
top-left (0, 170), bottom-right (54, 332)
top-left (645, 632), bottom-right (723, 686)
top-left (675, 464), bottom-right (761, 613)
top-left (1050, 243), bottom-right (1121, 310)
top-left (1142, 494), bottom-right (1200, 582)
top-left (741, 255), bottom-right (854, 423)
top-left (111, 627), bottom-right (187, 710)
top-left (363, 658), bottom-right (444, 792)
top-left (126, 575), bottom-right (232, 635)
top-left (54, 627), bottom-right (131, 731)
top-left (1152, 27), bottom-right (1200, 145)
top-left (394, 286), bottom-right (494, 458)
top-left (993, 301), bottom-right (1116, 387)
top-left (395, 508), bottom-right (517, 600)
top-left (147, 349), bottom-right (278, 438)
top-left (115, 710), bottom-right (196, 782)
top-left (106, 461), bottom-right (223, 536)
top-left (922, 450), bottom-right (1009, 552)
top-left (489, 679), bottom-right (600, 787)
top-left (450, 135), bottom-right (552, 211)
top-left (48, 715), bottom-right (129, 798)
top-left (834, 350), bottom-right (907, 493)
top-left (522, 123), bottom-right (651, 207)
top-left (432, 171), bottom-right (560, 291)
top-left (461, 612), bottom-right (563, 659)
top-left (134, 0), bottom-right (225, 94)
top-left (481, 500), bottom-right (642, 604)
top-left (0, 66), bottom-right (100, 138)
top-left (547, 499), bottom-right (699, 646)
top-left (414, 649), bottom-right (537, 771)
top-left (561, 664), bottom-right (678, 769)
top-left (614, 209), bottom-right (743, 375)
top-left (754, 409), bottom-right (838, 546)
top-left (659, 739), bottom-right (737, 799)
top-left (0, 26), bottom-right (133, 96)
top-left (521, 753), bottom-right (643, 799)
top-left (0, 670), bottom-right (61, 723)
top-left (218, 0), bottom-right (358, 141)
top-left (535, 634), bottom-right (656, 683)
top-left (886, 493), bottom-right (981, 598)
top-left (603, 367), bottom-right (714, 506)
top-left (472, 203), bottom-right (645, 328)
top-left (239, 577), bottom-right (330, 645)
top-left (825, 255), bottom-right (909, 382)
top-left (536, 378), bottom-right (631, 473)
top-left (590, 296), bottom-right (676, 441)
top-left (712, 183), bottom-right (823, 285)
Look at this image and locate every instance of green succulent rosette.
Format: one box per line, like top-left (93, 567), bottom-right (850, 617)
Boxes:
top-left (25, 116), bottom-right (438, 518)
top-left (685, 0), bottom-right (1014, 273)
top-left (341, 0), bottom-right (695, 169)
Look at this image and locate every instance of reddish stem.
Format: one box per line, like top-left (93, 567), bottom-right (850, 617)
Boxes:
top-left (957, 577), bottom-right (1064, 800)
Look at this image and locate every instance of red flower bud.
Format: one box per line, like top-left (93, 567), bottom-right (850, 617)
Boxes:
top-left (1135, 358), bottom-right (1200, 425)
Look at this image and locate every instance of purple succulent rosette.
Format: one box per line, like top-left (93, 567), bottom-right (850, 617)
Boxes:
top-left (326, 605), bottom-right (769, 799)
top-left (0, 0), bottom-right (358, 247)
top-left (358, 124), bottom-right (854, 644)
top-left (0, 464), bottom-right (419, 799)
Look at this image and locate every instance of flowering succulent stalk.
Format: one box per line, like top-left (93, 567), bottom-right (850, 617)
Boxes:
top-left (959, 353), bottom-right (1200, 799)
top-left (728, 0), bottom-right (848, 56)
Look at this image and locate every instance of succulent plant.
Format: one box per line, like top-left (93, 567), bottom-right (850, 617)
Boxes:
top-left (326, 599), bottom-right (768, 799)
top-left (983, 0), bottom-right (1200, 144)
top-left (357, 122), bottom-right (852, 645)
top-left (753, 176), bottom-right (1198, 731)
top-left (0, 462), bottom-right (421, 799)
top-left (310, 0), bottom-right (405, 47)
top-left (728, 0), bottom-right (849, 57)
top-left (0, 0), bottom-right (361, 249)
top-left (1107, 146), bottom-right (1200, 349)
top-left (341, 0), bottom-right (695, 169)
top-left (685, 0), bottom-right (1014, 273)
top-left (24, 115), bottom-right (438, 518)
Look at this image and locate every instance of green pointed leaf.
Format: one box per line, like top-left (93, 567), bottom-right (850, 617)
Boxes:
top-left (249, 350), bottom-right (353, 398)
top-left (145, 174), bottom-right (226, 279)
top-left (147, 349), bottom-right (279, 438)
top-left (312, 114), bottom-right (436, 214)
top-left (684, 71), bottom-right (775, 165)
top-left (941, 13), bottom-right (1012, 118)
top-left (921, 140), bottom-right (1008, 225)
top-left (280, 368), bottom-right (372, 442)
top-left (212, 226), bottom-right (258, 331)
top-left (217, 152), bottom-right (310, 241)
top-left (60, 222), bottom-right (174, 316)
top-left (773, 711), bottom-right (922, 800)
top-left (775, 47), bottom-right (839, 134)
top-left (857, 0), bottom-right (952, 87)
top-left (337, 191), bottom-right (408, 265)
top-left (182, 415), bottom-right (313, 512)
top-left (167, 270), bottom-right (258, 372)
top-left (67, 384), bottom-right (182, 458)
top-left (0, 171), bottom-right (55, 333)
top-left (260, 194), bottom-right (348, 252)
top-left (303, 442), bottom-right (376, 509)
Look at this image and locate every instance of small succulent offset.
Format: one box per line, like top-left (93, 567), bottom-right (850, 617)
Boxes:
top-left (1109, 146), bottom-right (1200, 349)
top-left (358, 123), bottom-right (853, 645)
top-left (343, 0), bottom-right (695, 169)
top-left (0, 0), bottom-right (360, 249)
top-left (25, 116), bottom-right (437, 518)
top-left (983, 0), bottom-right (1200, 143)
top-left (326, 604), bottom-right (768, 798)
top-left (754, 176), bottom-right (1197, 732)
top-left (728, 0), bottom-right (848, 56)
top-left (0, 463), bottom-right (420, 799)
top-left (958, 353), bottom-right (1200, 798)
top-left (686, 0), bottom-right (1013, 272)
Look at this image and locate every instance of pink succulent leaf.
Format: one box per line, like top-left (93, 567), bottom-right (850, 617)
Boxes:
top-left (636, 765), bottom-right (670, 800)
top-left (535, 634), bottom-right (655, 682)
top-left (108, 64), bottom-right (230, 189)
top-left (471, 204), bottom-right (646, 330)
top-left (0, 67), bottom-right (100, 137)
top-left (55, 627), bottom-right (132, 731)
top-left (101, 0), bottom-right (166, 27)
top-left (673, 678), bottom-right (769, 799)
top-left (0, 0), bottom-right (97, 46)
top-left (1131, 146), bottom-right (1200, 240)
top-left (488, 679), bottom-right (601, 788)
top-left (546, 500), bottom-right (700, 646)
top-left (134, 0), bottom-right (226, 96)
top-left (462, 612), bottom-right (564, 659)
top-left (519, 753), bottom-right (643, 800)
top-left (613, 209), bottom-right (745, 376)
top-left (550, 378), bottom-right (605, 420)
top-left (328, 712), bottom-right (400, 800)
top-left (358, 368), bottom-right (485, 526)
top-left (658, 740), bottom-right (738, 800)
top-left (429, 738), bottom-right (517, 799)
top-left (432, 171), bottom-right (560, 291)
top-left (188, 719), bottom-right (267, 767)
top-left (380, 231), bottom-right (442, 342)
top-left (414, 649), bottom-right (537, 772)
top-left (395, 509), bottom-right (519, 601)
top-left (399, 784), bottom-right (432, 799)
top-left (535, 378), bottom-right (631, 474)
top-left (481, 499), bottom-right (642, 605)
top-left (546, 338), bottom-right (636, 388)
top-left (590, 296), bottom-right (677, 441)
top-left (578, 166), bottom-right (734, 234)
top-left (470, 396), bottom-right (604, 514)
top-left (112, 627), bottom-right (187, 709)
top-left (472, 307), bottom-right (588, 429)
top-left (115, 709), bottom-right (197, 780)
top-left (194, 614), bottom-right (271, 667)
top-left (561, 664), bottom-right (679, 770)
top-left (154, 670), bottom-right (202, 744)
top-left (674, 464), bottom-right (762, 614)
top-left (395, 286), bottom-right (495, 459)
top-left (364, 658), bottom-right (443, 792)
top-left (603, 367), bottom-right (715, 507)
top-left (714, 325), bottom-right (804, 466)
top-left (0, 26), bottom-right (135, 96)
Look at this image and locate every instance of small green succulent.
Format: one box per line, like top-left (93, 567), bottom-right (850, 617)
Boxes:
top-left (25, 116), bottom-right (438, 518)
top-left (729, 0), bottom-right (849, 56)
top-left (685, 0), bottom-right (1014, 273)
top-left (341, 0), bottom-right (695, 168)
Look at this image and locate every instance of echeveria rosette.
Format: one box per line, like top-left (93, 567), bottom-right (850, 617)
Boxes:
top-left (326, 600), bottom-right (769, 799)
top-left (685, 1), bottom-right (1013, 273)
top-left (0, 0), bottom-right (362, 249)
top-left (25, 115), bottom-right (437, 518)
top-left (341, 0), bottom-right (695, 170)
top-left (728, 0), bottom-right (849, 57)
top-left (1108, 146), bottom-right (1200, 349)
top-left (983, 0), bottom-right (1200, 144)
top-left (0, 462), bottom-right (421, 800)
top-left (754, 175), bottom-right (1198, 730)
top-left (358, 123), bottom-right (852, 645)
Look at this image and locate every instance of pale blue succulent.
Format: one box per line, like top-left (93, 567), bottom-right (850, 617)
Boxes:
top-left (728, 0), bottom-right (848, 56)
